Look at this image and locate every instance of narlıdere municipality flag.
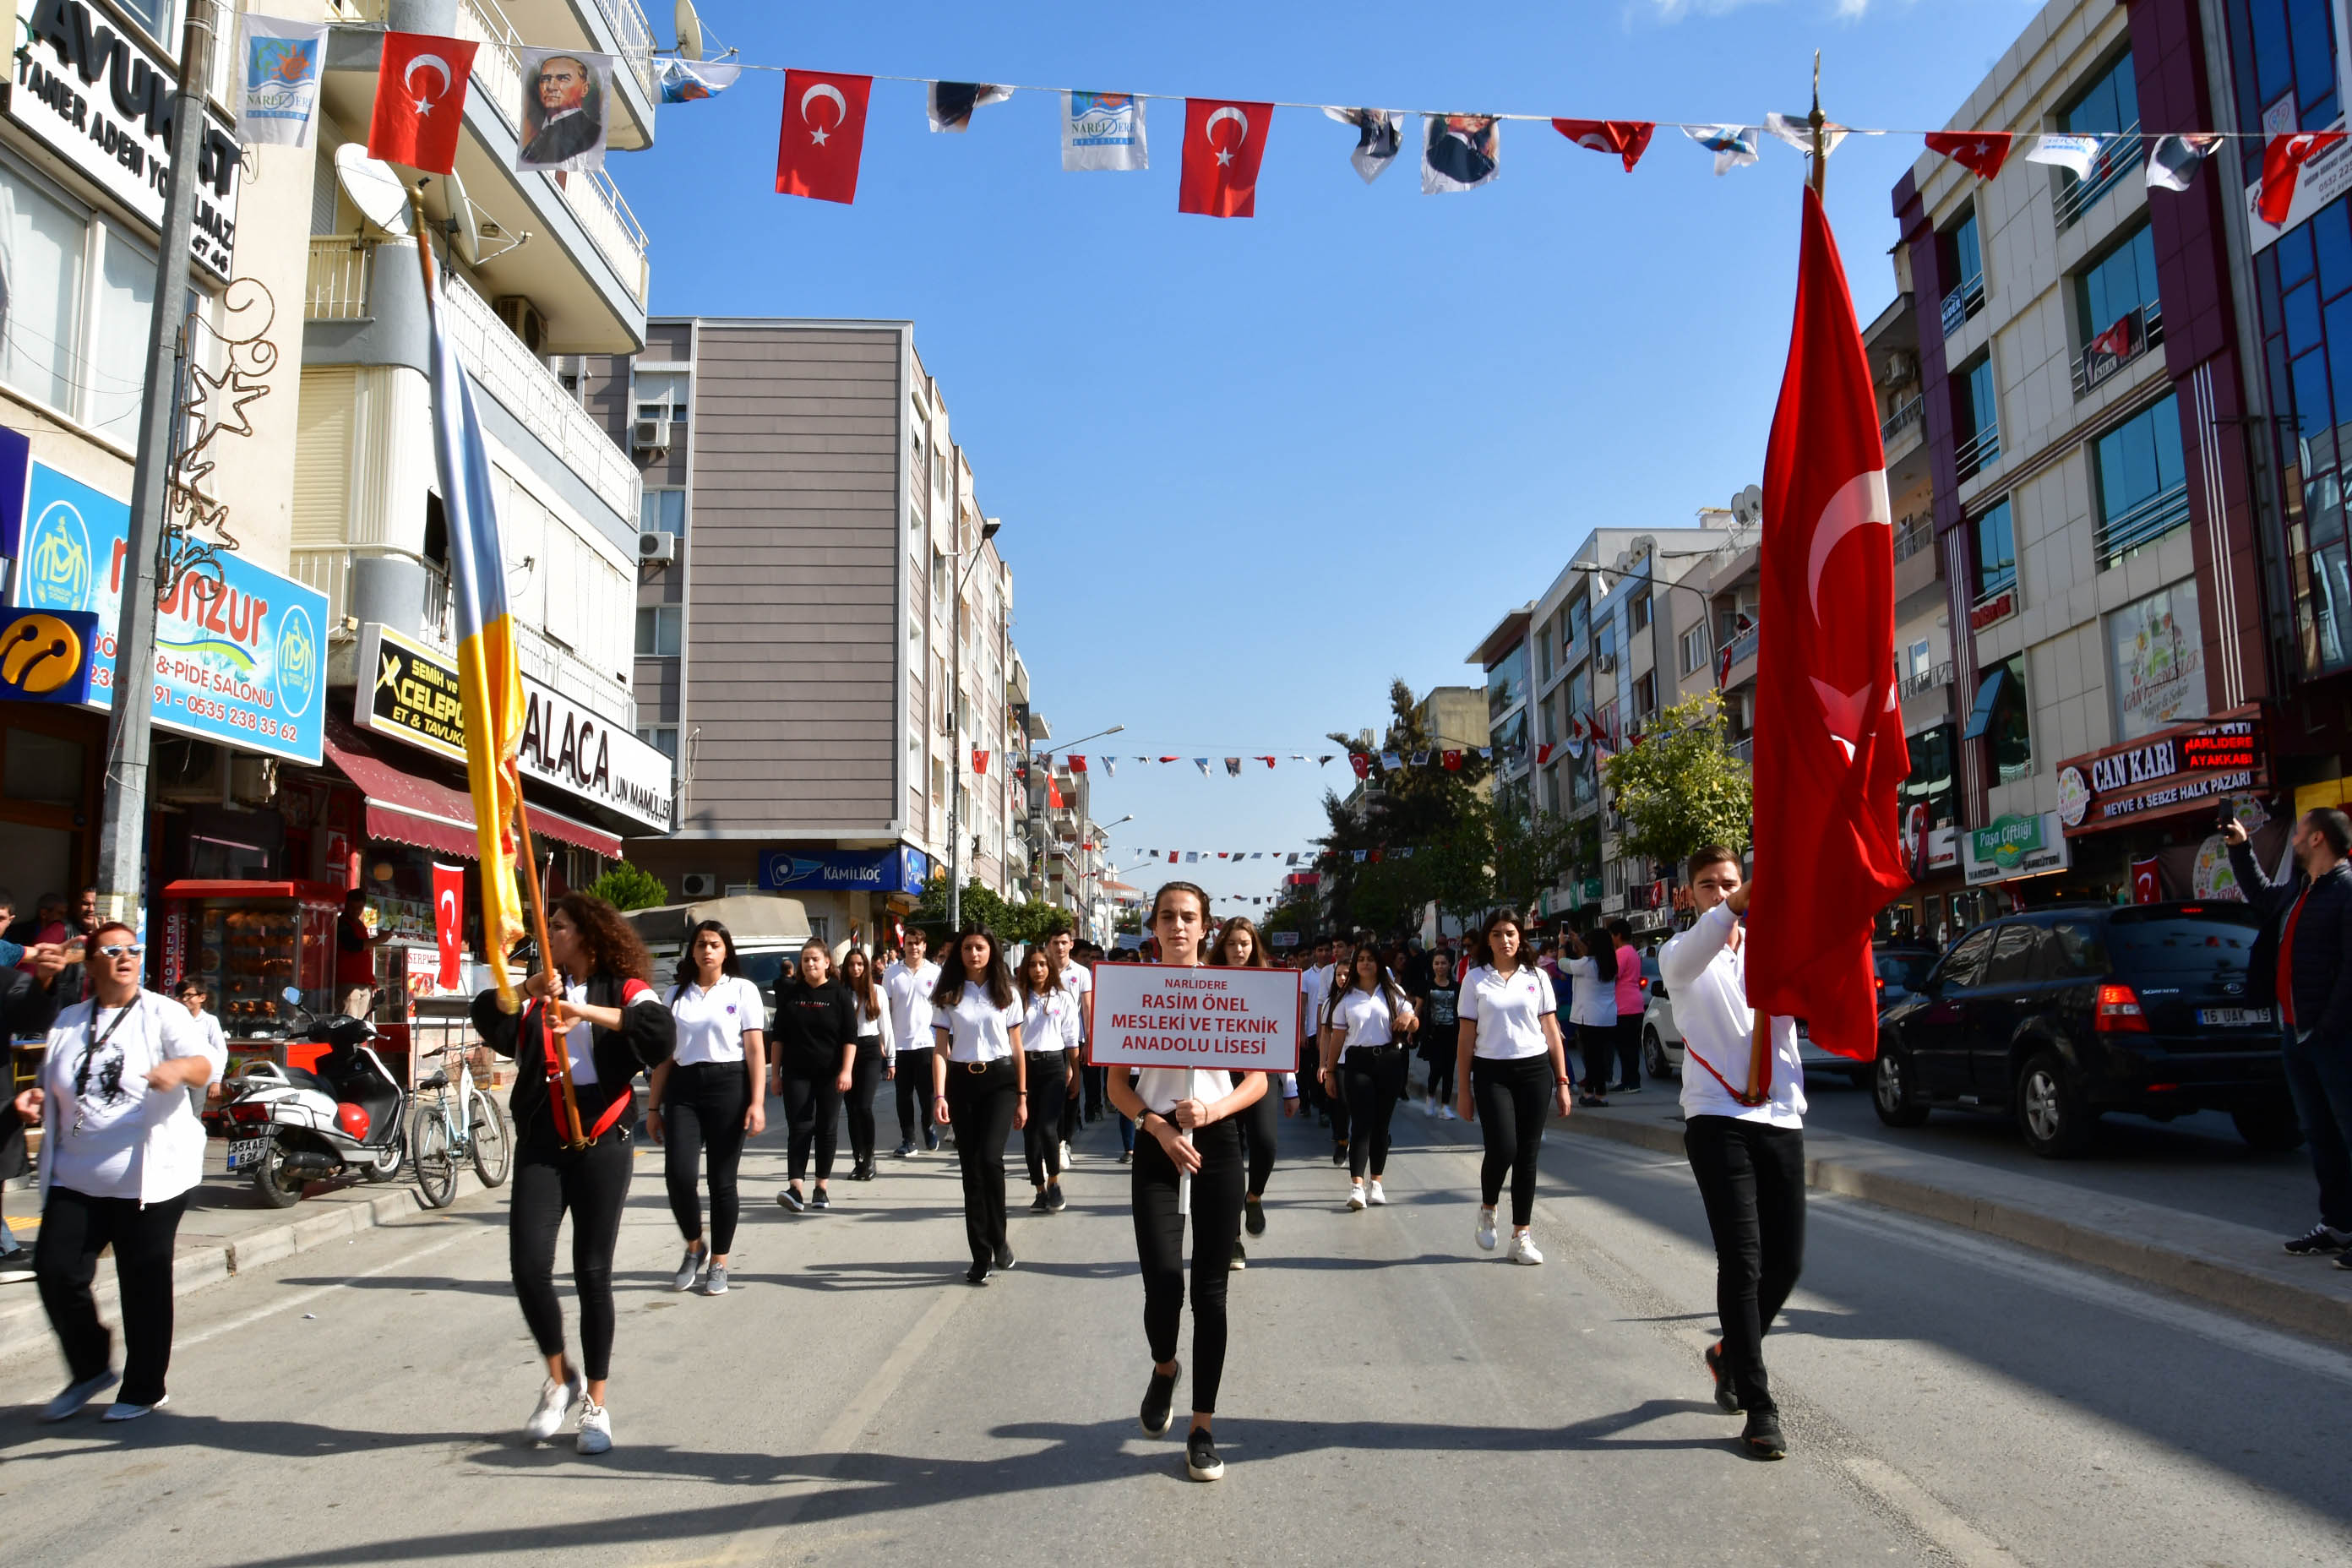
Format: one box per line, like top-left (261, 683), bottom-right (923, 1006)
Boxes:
top-left (370, 32), bottom-right (478, 174)
top-left (659, 57), bottom-right (741, 103)
top-left (237, 13), bottom-right (329, 149)
top-left (1685, 124), bottom-right (1760, 176)
top-left (1552, 118), bottom-right (1654, 172)
top-left (1064, 91), bottom-right (1147, 171)
top-left (929, 81), bottom-right (1014, 133)
top-left (1325, 106), bottom-right (1403, 182)
top-left (1422, 114), bottom-right (1500, 193)
top-left (2023, 133), bottom-right (2103, 180)
top-left (776, 70), bottom-right (874, 203)
top-left (1179, 98), bottom-right (1271, 217)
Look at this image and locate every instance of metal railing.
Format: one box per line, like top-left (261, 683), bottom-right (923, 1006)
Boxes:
top-left (1956, 421), bottom-right (2001, 482)
top-left (1899, 660), bottom-right (1954, 700)
top-left (586, 0), bottom-right (659, 98)
top-left (305, 238), bottom-right (374, 319)
top-left (1731, 738), bottom-right (1754, 766)
top-left (2053, 125), bottom-right (2146, 230)
top-left (2072, 299), bottom-right (2165, 396)
top-left (289, 548), bottom-right (456, 651)
top-left (1881, 395), bottom-right (1924, 444)
top-left (1892, 514), bottom-right (1935, 564)
top-left (1941, 272), bottom-right (1985, 336)
top-left (2094, 480), bottom-right (2191, 566)
top-left (1723, 624), bottom-right (1759, 672)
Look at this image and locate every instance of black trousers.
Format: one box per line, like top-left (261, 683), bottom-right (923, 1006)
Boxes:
top-left (1237, 1078), bottom-right (1281, 1196)
top-left (1684, 1115), bottom-right (1806, 1415)
top-left (35, 1185), bottom-right (187, 1407)
top-left (1613, 1014), bottom-right (1644, 1086)
top-left (1324, 1062), bottom-right (1352, 1147)
top-left (846, 1043), bottom-right (885, 1167)
top-left (1023, 1051), bottom-right (1068, 1186)
top-left (1082, 1062), bottom-right (1107, 1119)
top-left (662, 1060), bottom-right (750, 1254)
top-left (946, 1058), bottom-right (1020, 1265)
top-left (1580, 1022), bottom-right (1617, 1092)
top-left (1133, 1119), bottom-right (1245, 1415)
top-left (1425, 1045), bottom-right (1456, 1108)
top-left (895, 1048), bottom-right (938, 1146)
top-left (1059, 1054), bottom-right (1086, 1146)
top-left (511, 1129), bottom-right (633, 1383)
top-left (1341, 1048), bottom-right (1407, 1179)
top-left (779, 1047), bottom-right (844, 1184)
top-left (1473, 1054), bottom-right (1553, 1226)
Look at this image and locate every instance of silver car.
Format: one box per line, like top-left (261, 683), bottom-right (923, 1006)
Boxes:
top-left (1638, 950), bottom-right (1868, 1086)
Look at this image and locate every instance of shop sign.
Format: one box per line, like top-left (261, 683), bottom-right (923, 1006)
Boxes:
top-left (758, 845), bottom-right (931, 895)
top-left (2060, 713), bottom-right (2265, 834)
top-left (1963, 811), bottom-right (2072, 885)
top-left (1600, 892), bottom-right (1626, 915)
top-left (1579, 876), bottom-right (1604, 902)
top-left (2106, 581), bottom-right (2207, 743)
top-left (1270, 930), bottom-right (1299, 950)
top-left (0, 607), bottom-right (97, 702)
top-left (353, 623), bottom-right (675, 832)
top-left (3, 436), bottom-right (324, 764)
top-left (1968, 589), bottom-right (2017, 632)
top-left (8, 0), bottom-right (242, 280)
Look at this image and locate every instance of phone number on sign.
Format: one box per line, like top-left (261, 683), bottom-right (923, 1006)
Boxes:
top-left (161, 687), bottom-right (297, 743)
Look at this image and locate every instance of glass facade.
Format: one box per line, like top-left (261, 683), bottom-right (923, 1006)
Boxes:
top-left (2092, 393), bottom-right (2189, 566)
top-left (1973, 498), bottom-right (2017, 599)
top-left (1487, 641), bottom-right (1527, 722)
top-left (2077, 222), bottom-right (2159, 342)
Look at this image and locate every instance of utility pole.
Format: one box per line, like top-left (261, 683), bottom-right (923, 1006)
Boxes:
top-left (94, 0), bottom-right (223, 929)
top-left (945, 516), bottom-right (1002, 934)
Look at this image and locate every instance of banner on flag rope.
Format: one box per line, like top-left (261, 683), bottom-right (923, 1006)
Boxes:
top-left (371, 32), bottom-right (477, 174)
top-left (1065, 91), bottom-right (1147, 170)
top-left (660, 57), bottom-right (741, 103)
top-left (1180, 98), bottom-right (1271, 217)
top-left (1686, 123), bottom-right (1760, 175)
top-left (1553, 118), bottom-right (1653, 172)
top-left (1326, 106), bottom-right (1403, 182)
top-left (1423, 113), bottom-right (1500, 193)
top-left (517, 47), bottom-right (615, 172)
top-left (1085, 962), bottom-right (1302, 1071)
top-left (930, 81), bottom-right (1013, 132)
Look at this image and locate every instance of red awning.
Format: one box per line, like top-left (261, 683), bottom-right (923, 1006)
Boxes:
top-left (320, 720), bottom-right (623, 861)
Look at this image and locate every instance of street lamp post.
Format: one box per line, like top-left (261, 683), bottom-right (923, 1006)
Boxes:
top-left (945, 517), bottom-right (1002, 934)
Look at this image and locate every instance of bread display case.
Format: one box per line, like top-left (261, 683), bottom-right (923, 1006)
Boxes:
top-left (159, 880), bottom-right (346, 1044)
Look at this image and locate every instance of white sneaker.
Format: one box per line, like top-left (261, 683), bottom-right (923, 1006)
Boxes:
top-left (1060, 1141), bottom-right (1073, 1168)
top-left (1438, 1104), bottom-right (1457, 1121)
top-left (575, 1401), bottom-right (612, 1455)
top-left (100, 1394), bottom-right (168, 1422)
top-left (1346, 1182), bottom-right (1366, 1211)
top-left (1475, 1208), bottom-right (1498, 1250)
top-left (524, 1369), bottom-right (585, 1442)
top-left (1509, 1232), bottom-right (1544, 1266)
top-left (1366, 1179), bottom-right (1388, 1206)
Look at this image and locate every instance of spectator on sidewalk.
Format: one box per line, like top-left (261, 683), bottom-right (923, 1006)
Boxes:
top-left (2226, 809), bottom-right (2352, 1267)
top-left (173, 980), bottom-right (229, 1118)
top-left (0, 933), bottom-right (65, 1283)
top-left (335, 890), bottom-right (393, 999)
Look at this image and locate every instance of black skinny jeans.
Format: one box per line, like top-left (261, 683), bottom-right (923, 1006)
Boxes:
top-left (1425, 1045), bottom-right (1456, 1108)
top-left (1133, 1118), bottom-right (1245, 1415)
top-left (510, 1129), bottom-right (632, 1383)
top-left (36, 1185), bottom-right (188, 1407)
top-left (1237, 1078), bottom-right (1281, 1196)
top-left (1473, 1054), bottom-right (1553, 1227)
top-left (846, 1042), bottom-right (885, 1167)
top-left (1023, 1052), bottom-right (1068, 1185)
top-left (778, 1045), bottom-right (845, 1184)
top-left (1613, 1013), bottom-right (1644, 1087)
top-left (661, 1060), bottom-right (750, 1255)
top-left (946, 1058), bottom-right (1020, 1264)
top-left (1341, 1047), bottom-right (1407, 1180)
top-left (1580, 1022), bottom-right (1618, 1093)
top-left (895, 1048), bottom-right (938, 1146)
top-left (1684, 1115), bottom-right (1806, 1415)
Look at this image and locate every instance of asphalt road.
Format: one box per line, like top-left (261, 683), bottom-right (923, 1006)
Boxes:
top-left (2, 1090), bottom-right (2346, 1567)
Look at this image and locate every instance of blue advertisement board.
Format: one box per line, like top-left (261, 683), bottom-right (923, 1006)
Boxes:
top-left (759, 846), bottom-right (932, 895)
top-left (1, 433), bottom-right (324, 765)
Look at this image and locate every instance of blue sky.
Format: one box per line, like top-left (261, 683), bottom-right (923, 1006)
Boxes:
top-left (621, 0), bottom-right (2041, 916)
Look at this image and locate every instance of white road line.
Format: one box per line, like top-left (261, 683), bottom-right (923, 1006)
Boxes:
top-left (172, 1224), bottom-right (490, 1351)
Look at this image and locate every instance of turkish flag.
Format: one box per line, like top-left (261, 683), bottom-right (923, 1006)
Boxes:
top-left (2131, 857), bottom-right (2163, 904)
top-left (971, 749), bottom-right (989, 775)
top-left (1552, 119), bottom-right (1654, 172)
top-left (1069, 755), bottom-right (1088, 772)
top-left (370, 33), bottom-right (477, 175)
top-left (776, 70), bottom-right (874, 204)
top-left (2260, 131), bottom-right (2346, 224)
top-left (1349, 753), bottom-right (1371, 779)
top-left (1442, 749), bottom-right (1462, 770)
top-left (1179, 98), bottom-right (1271, 217)
top-left (1748, 188), bottom-right (1911, 1070)
top-left (432, 863), bottom-right (466, 990)
top-left (1925, 131), bottom-right (2013, 181)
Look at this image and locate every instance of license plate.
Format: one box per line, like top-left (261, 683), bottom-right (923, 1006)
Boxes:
top-left (2197, 1007), bottom-right (2273, 1028)
top-left (226, 1136), bottom-right (270, 1172)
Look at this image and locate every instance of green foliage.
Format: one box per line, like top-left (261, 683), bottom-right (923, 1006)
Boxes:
top-left (1599, 692), bottom-right (1753, 875)
top-left (909, 873), bottom-right (1067, 945)
top-left (583, 861), bottom-right (668, 912)
top-left (1315, 678), bottom-right (1494, 934)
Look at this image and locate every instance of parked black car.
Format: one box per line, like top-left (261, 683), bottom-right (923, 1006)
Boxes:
top-left (1870, 901), bottom-right (2301, 1158)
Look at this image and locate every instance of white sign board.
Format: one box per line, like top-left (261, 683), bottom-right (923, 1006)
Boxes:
top-left (1086, 961), bottom-right (1301, 1072)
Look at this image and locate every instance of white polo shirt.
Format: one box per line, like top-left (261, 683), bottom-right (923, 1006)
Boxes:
top-left (1459, 963), bottom-right (1557, 1061)
top-left (1658, 903), bottom-right (1805, 1129)
top-left (935, 982), bottom-right (1023, 1064)
top-left (667, 975), bottom-right (766, 1066)
top-left (884, 959), bottom-right (941, 1054)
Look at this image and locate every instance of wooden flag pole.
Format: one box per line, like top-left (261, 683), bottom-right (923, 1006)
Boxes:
top-left (1809, 50), bottom-right (1827, 197)
top-left (406, 186), bottom-right (586, 1150)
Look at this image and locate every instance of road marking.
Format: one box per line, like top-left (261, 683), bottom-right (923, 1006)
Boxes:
top-left (1828, 1449), bottom-right (2023, 1566)
top-left (173, 1223), bottom-right (488, 1351)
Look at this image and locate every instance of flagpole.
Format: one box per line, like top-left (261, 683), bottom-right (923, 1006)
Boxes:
top-left (406, 185), bottom-right (587, 1150)
top-left (1809, 51), bottom-right (1827, 198)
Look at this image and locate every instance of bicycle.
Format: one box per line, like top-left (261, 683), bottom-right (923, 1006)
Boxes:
top-left (411, 1041), bottom-right (511, 1209)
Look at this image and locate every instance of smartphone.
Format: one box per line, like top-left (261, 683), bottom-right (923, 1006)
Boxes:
top-left (2216, 798), bottom-right (2237, 830)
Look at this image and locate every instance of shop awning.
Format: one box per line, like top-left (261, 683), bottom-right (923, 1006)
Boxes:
top-left (321, 720), bottom-right (623, 862)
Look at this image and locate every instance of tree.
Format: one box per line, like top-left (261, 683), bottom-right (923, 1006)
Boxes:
top-left (1599, 691), bottom-right (1753, 879)
top-left (1315, 678), bottom-right (1494, 934)
top-left (909, 873), bottom-right (1067, 945)
top-left (583, 861), bottom-right (667, 912)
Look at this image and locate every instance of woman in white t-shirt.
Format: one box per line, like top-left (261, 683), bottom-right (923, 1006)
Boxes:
top-left (1560, 926), bottom-right (1620, 1108)
top-left (647, 921), bottom-right (767, 1297)
top-left (839, 949), bottom-right (894, 1182)
top-left (928, 929), bottom-right (1027, 1285)
top-left (1317, 945), bottom-right (1415, 1213)
top-left (1015, 948), bottom-right (1078, 1214)
top-left (1454, 910), bottom-right (1572, 1265)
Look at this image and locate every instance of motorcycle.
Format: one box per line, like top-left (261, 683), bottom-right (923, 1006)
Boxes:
top-left (214, 986), bottom-right (410, 1208)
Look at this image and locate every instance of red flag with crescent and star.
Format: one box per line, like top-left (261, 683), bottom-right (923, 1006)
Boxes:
top-left (1551, 119), bottom-right (1654, 172)
top-left (1748, 188), bottom-right (1910, 1070)
top-left (1924, 130), bottom-right (2013, 181)
top-left (1179, 98), bottom-right (1272, 217)
top-left (2260, 130), bottom-right (2347, 225)
top-left (776, 70), bottom-right (874, 204)
top-left (432, 863), bottom-right (465, 989)
top-left (369, 32), bottom-right (478, 175)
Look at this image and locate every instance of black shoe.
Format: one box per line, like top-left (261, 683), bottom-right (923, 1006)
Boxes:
top-left (1584, 1092), bottom-right (1610, 1108)
top-left (809, 1190), bottom-right (831, 1211)
top-left (2284, 1223), bottom-right (2352, 1256)
top-left (1140, 1362), bottom-right (1180, 1436)
top-left (1245, 1196), bottom-right (1266, 1237)
top-left (852, 1161), bottom-right (875, 1182)
top-left (1030, 1190), bottom-right (1052, 1213)
top-left (965, 1262), bottom-right (991, 1287)
top-left (1740, 1408), bottom-right (1786, 1460)
top-left (1704, 1342), bottom-right (1740, 1413)
top-left (1046, 1184), bottom-right (1067, 1213)
top-left (1331, 1144), bottom-right (1348, 1167)
top-left (893, 1141), bottom-right (915, 1158)
top-left (1185, 1426), bottom-right (1225, 1481)
top-left (1616, 1081), bottom-right (1642, 1095)
top-left (1230, 1240), bottom-right (1247, 1271)
top-left (2336, 1253), bottom-right (2352, 1272)
top-left (924, 1135), bottom-right (941, 1152)
top-left (777, 1188), bottom-right (807, 1213)
top-left (994, 1244), bottom-right (1016, 1271)
top-left (1118, 1150), bottom-right (1133, 1164)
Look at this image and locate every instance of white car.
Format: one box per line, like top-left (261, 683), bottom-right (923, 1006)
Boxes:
top-left (1637, 950), bottom-right (1866, 1086)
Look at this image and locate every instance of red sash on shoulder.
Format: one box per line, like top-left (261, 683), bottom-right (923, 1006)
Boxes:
top-left (539, 978), bottom-right (656, 1143)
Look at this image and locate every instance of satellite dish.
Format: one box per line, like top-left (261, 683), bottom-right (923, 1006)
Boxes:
top-left (444, 170), bottom-right (484, 265)
top-left (335, 144), bottom-right (411, 236)
top-left (675, 0), bottom-right (704, 60)
top-left (1734, 483), bottom-right (1763, 523)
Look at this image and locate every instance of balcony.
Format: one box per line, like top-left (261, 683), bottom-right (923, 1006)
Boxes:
top-left (2094, 482), bottom-right (2191, 568)
top-left (1956, 422), bottom-right (2001, 482)
top-left (2072, 300), bottom-right (2165, 397)
top-left (1730, 738), bottom-right (1754, 767)
top-left (1892, 514), bottom-right (1934, 564)
top-left (1723, 623), bottom-right (1759, 673)
top-left (1941, 271), bottom-right (1985, 337)
top-left (1898, 660), bottom-right (1954, 700)
top-left (2053, 125), bottom-right (2145, 231)
top-left (306, 238), bottom-right (373, 321)
top-left (1881, 395), bottom-right (1924, 446)
top-left (288, 547), bottom-right (455, 651)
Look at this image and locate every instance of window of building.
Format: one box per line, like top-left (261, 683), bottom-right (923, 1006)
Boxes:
top-left (1971, 498), bottom-right (2017, 601)
top-left (1567, 668), bottom-right (1591, 730)
top-left (1536, 623), bottom-right (1554, 683)
top-left (1632, 670), bottom-right (1656, 720)
top-left (2256, 185), bottom-right (2352, 672)
top-left (1899, 721), bottom-right (1957, 827)
top-left (2076, 222), bottom-right (2160, 367)
top-left (1567, 596), bottom-right (1590, 654)
top-left (1955, 351), bottom-right (2000, 478)
top-left (1486, 640), bottom-right (1527, 721)
top-left (1939, 208), bottom-right (1985, 334)
top-left (640, 487), bottom-right (684, 535)
top-left (2227, 0), bottom-right (2339, 188)
top-left (635, 723), bottom-right (678, 764)
top-left (634, 371), bottom-right (688, 426)
top-left (2093, 392), bottom-right (2188, 565)
top-left (1963, 653), bottom-right (2033, 783)
top-left (634, 605), bottom-right (682, 656)
top-left (1571, 749), bottom-right (1597, 808)
top-left (1680, 622), bottom-right (1711, 677)
top-left (2055, 51), bottom-right (2142, 219)
top-left (1631, 592), bottom-right (1652, 630)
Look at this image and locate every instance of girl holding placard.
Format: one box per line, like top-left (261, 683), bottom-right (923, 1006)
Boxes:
top-left (1210, 917), bottom-right (1297, 1269)
top-left (1454, 910), bottom-right (1574, 1264)
top-left (929, 929), bottom-right (1026, 1284)
top-left (1107, 883), bottom-right (1267, 1483)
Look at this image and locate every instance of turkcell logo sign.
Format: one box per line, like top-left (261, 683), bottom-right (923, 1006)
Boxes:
top-left (760, 847), bottom-right (931, 894)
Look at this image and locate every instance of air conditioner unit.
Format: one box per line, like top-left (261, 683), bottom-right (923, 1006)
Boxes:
top-left (493, 295), bottom-right (547, 355)
top-left (1593, 652), bottom-right (1616, 673)
top-left (680, 873), bottom-right (718, 898)
top-left (638, 531), bottom-right (678, 564)
top-left (154, 742), bottom-right (226, 803)
top-left (633, 416), bottom-right (672, 457)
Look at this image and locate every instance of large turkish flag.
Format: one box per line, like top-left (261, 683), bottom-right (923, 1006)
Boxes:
top-left (776, 70), bottom-right (874, 204)
top-left (1748, 188), bottom-right (1911, 1068)
top-left (1178, 98), bottom-right (1271, 217)
top-left (369, 33), bottom-right (477, 175)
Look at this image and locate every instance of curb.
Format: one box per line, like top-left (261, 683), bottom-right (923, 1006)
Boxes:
top-left (1557, 1109), bottom-right (2352, 1348)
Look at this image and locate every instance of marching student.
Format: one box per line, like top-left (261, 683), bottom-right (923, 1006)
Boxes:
top-left (470, 895), bottom-right (674, 1454)
top-left (1455, 910), bottom-right (1572, 1265)
top-left (1319, 942), bottom-right (1414, 1211)
top-left (1301, 936), bottom-right (1349, 1166)
top-left (1560, 927), bottom-right (1619, 1106)
top-left (884, 930), bottom-right (943, 1156)
top-left (1107, 881), bottom-right (1266, 1483)
top-left (1658, 845), bottom-right (1805, 1462)
top-left (931, 929), bottom-right (1026, 1282)
top-left (1048, 928), bottom-right (1092, 1163)
top-left (839, 948), bottom-right (894, 1180)
top-left (648, 920), bottom-right (766, 1297)
top-left (771, 939), bottom-right (859, 1213)
top-left (1016, 947), bottom-right (1078, 1213)
top-left (1416, 949), bottom-right (1462, 1118)
top-left (1211, 916), bottom-right (1297, 1268)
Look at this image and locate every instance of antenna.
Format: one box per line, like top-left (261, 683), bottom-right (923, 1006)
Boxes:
top-left (335, 144), bottom-right (411, 236)
top-left (444, 170), bottom-right (484, 264)
top-left (675, 0), bottom-right (704, 61)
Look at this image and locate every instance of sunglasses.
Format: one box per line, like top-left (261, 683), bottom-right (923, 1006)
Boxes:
top-left (95, 942), bottom-right (145, 959)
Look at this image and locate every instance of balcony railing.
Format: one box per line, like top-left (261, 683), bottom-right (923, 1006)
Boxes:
top-left (2094, 481), bottom-right (2191, 566)
top-left (585, 0), bottom-right (659, 100)
top-left (305, 238), bottom-right (373, 320)
top-left (1723, 624), bottom-right (1759, 672)
top-left (289, 547), bottom-right (455, 651)
top-left (1892, 514), bottom-right (1935, 564)
top-left (2072, 299), bottom-right (2165, 396)
top-left (2053, 125), bottom-right (2145, 230)
top-left (1898, 660), bottom-right (1954, 700)
top-left (1731, 738), bottom-right (1754, 767)
top-left (1881, 394), bottom-right (1924, 444)
top-left (1941, 271), bottom-right (1985, 336)
top-left (1956, 422), bottom-right (2001, 482)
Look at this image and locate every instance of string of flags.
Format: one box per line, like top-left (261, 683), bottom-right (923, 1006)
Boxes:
top-left (1119, 847), bottom-right (1433, 865)
top-left (974, 748), bottom-right (1525, 779)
